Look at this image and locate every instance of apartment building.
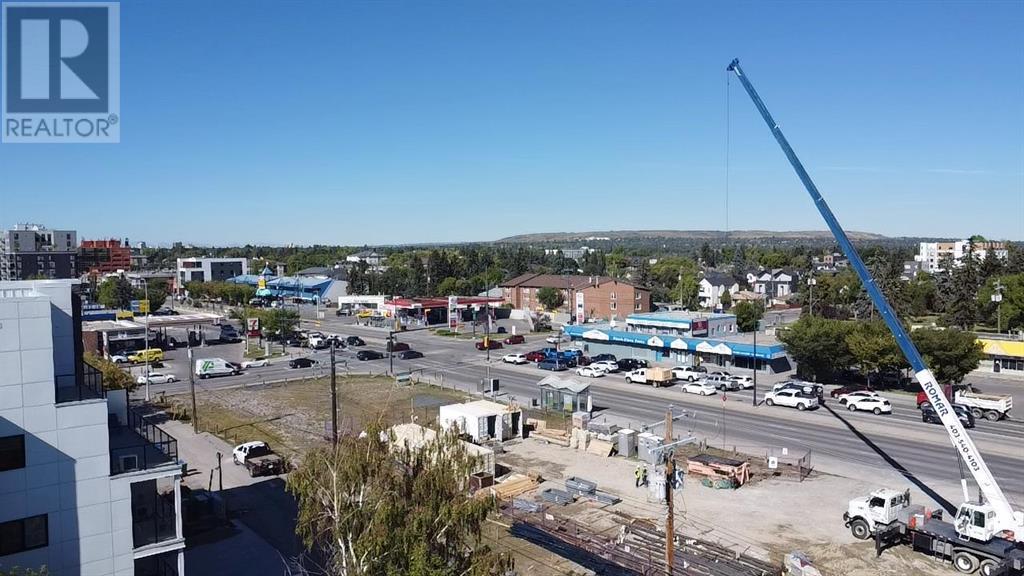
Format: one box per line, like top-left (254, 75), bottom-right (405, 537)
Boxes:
top-left (915, 240), bottom-right (1008, 273)
top-left (80, 239), bottom-right (133, 274)
top-left (0, 224), bottom-right (78, 281)
top-left (0, 280), bottom-right (185, 576)
top-left (697, 272), bottom-right (740, 310)
top-left (176, 257), bottom-right (248, 285)
top-left (501, 273), bottom-right (652, 321)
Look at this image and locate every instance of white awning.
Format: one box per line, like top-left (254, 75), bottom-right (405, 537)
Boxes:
top-left (582, 329), bottom-right (610, 341)
top-left (695, 341), bottom-right (716, 354)
top-left (670, 339), bottom-right (688, 351)
top-left (647, 336), bottom-right (665, 348)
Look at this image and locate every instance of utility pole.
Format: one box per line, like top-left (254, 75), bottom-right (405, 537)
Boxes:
top-left (664, 408), bottom-right (675, 575)
top-left (388, 331), bottom-right (394, 375)
top-left (751, 324), bottom-right (758, 406)
top-left (188, 347), bottom-right (198, 434)
top-left (806, 276), bottom-right (816, 317)
top-left (330, 340), bottom-right (338, 445)
top-left (992, 279), bottom-right (1004, 333)
top-left (142, 278), bottom-right (151, 401)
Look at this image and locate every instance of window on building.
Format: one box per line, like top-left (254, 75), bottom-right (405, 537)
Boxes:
top-left (610, 292), bottom-right (616, 300)
top-left (610, 302), bottom-right (617, 311)
top-left (0, 435), bottom-right (26, 471)
top-left (634, 303), bottom-right (641, 311)
top-left (0, 514), bottom-right (48, 557)
top-left (635, 292), bottom-right (641, 300)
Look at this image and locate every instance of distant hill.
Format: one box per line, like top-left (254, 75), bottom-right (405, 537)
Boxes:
top-left (496, 230), bottom-right (889, 243)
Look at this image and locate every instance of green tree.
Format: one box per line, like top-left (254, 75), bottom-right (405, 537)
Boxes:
top-left (777, 316), bottom-right (855, 381)
top-left (288, 424), bottom-right (511, 576)
top-left (260, 308), bottom-right (299, 335)
top-left (720, 290), bottom-right (732, 310)
top-left (911, 328), bottom-right (983, 384)
top-left (978, 274), bottom-right (1024, 332)
top-left (845, 321), bottom-right (907, 383)
top-left (943, 251), bottom-right (981, 329)
top-left (733, 301), bottom-right (764, 332)
top-left (84, 352), bottom-right (136, 391)
top-left (906, 272), bottom-right (938, 317)
top-left (97, 277), bottom-right (134, 310)
top-left (437, 277), bottom-right (459, 296)
top-left (536, 287), bottom-right (564, 311)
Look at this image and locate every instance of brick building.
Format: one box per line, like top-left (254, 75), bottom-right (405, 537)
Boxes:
top-left (80, 239), bottom-right (132, 274)
top-left (501, 273), bottom-right (652, 322)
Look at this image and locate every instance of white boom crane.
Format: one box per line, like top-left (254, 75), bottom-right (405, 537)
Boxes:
top-left (726, 58), bottom-right (1023, 542)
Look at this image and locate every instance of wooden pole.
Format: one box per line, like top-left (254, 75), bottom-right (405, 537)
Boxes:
top-left (665, 408), bottom-right (674, 575)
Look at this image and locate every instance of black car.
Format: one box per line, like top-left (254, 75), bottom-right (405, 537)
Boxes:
top-left (347, 336), bottom-right (365, 346)
top-left (288, 357), bottom-right (318, 369)
top-left (396, 350), bottom-right (424, 360)
top-left (616, 358), bottom-right (648, 371)
top-left (357, 350), bottom-right (384, 361)
top-left (921, 403), bottom-right (975, 428)
top-left (592, 353), bottom-right (617, 363)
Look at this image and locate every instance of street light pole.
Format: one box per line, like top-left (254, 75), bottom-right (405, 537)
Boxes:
top-left (751, 324), bottom-right (758, 406)
top-left (992, 280), bottom-right (1004, 333)
top-left (142, 278), bottom-right (151, 402)
top-left (806, 276), bottom-right (816, 317)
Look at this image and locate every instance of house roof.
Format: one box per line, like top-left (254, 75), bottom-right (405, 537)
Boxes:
top-left (700, 271), bottom-right (736, 287)
top-left (501, 273), bottom-right (645, 291)
top-left (537, 375), bottom-right (591, 394)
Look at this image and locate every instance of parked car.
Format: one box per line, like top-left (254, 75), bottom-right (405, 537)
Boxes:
top-left (706, 374), bottom-right (740, 391)
top-left (109, 354), bottom-right (128, 364)
top-left (830, 384), bottom-right (873, 399)
top-left (708, 371), bottom-right (732, 378)
top-left (921, 403), bottom-right (975, 428)
top-left (525, 350), bottom-right (547, 363)
top-left (475, 340), bottom-right (503, 350)
top-left (729, 375), bottom-right (755, 389)
top-left (545, 334), bottom-right (568, 344)
top-left (357, 350), bottom-right (385, 361)
top-left (127, 349), bottom-right (164, 363)
top-left (846, 395), bottom-right (892, 415)
top-left (680, 380), bottom-right (717, 396)
top-left (241, 358), bottom-right (270, 368)
top-left (346, 336), bottom-right (365, 346)
top-left (396, 350), bottom-right (423, 360)
top-left (136, 372), bottom-right (176, 385)
top-left (671, 365), bottom-right (707, 381)
top-left (617, 358), bottom-right (648, 372)
top-left (591, 360), bottom-right (619, 373)
top-left (387, 341), bottom-right (410, 352)
top-left (502, 353), bottom-right (528, 365)
top-left (503, 335), bottom-right (525, 345)
top-left (575, 366), bottom-right (605, 378)
top-left (232, 441), bottom-right (286, 477)
top-left (289, 357), bottom-right (319, 369)
top-left (764, 389), bottom-right (818, 411)
top-left (837, 390), bottom-right (881, 405)
top-left (592, 353), bottom-right (617, 363)
top-left (537, 359), bottom-right (568, 371)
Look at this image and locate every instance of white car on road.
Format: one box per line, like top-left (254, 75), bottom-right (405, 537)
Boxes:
top-left (837, 390), bottom-right (880, 405)
top-left (591, 360), bottom-right (619, 373)
top-left (242, 358), bottom-right (270, 368)
top-left (545, 334), bottom-right (568, 344)
top-left (109, 354), bottom-right (128, 364)
top-left (680, 380), bottom-right (717, 396)
top-left (136, 372), bottom-right (177, 385)
top-left (729, 375), bottom-right (755, 389)
top-left (671, 366), bottom-right (707, 381)
top-left (575, 366), bottom-right (605, 378)
top-left (765, 389), bottom-right (818, 411)
top-left (846, 396), bottom-right (892, 415)
top-left (502, 353), bottom-right (528, 365)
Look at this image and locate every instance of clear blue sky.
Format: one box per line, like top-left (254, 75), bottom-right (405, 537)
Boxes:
top-left (2, 0), bottom-right (1022, 245)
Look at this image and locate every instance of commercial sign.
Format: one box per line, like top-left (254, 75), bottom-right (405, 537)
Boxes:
top-left (690, 319), bottom-right (708, 337)
top-left (246, 318), bottom-right (259, 332)
top-left (130, 299), bottom-right (149, 314)
top-left (575, 291), bottom-right (585, 324)
top-left (2, 2), bottom-right (121, 143)
top-left (448, 295), bottom-right (458, 329)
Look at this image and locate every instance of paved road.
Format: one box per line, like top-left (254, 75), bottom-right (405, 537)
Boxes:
top-left (137, 314), bottom-right (1024, 510)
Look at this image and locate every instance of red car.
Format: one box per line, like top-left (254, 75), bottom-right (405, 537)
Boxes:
top-left (387, 341), bottom-right (410, 352)
top-left (525, 350), bottom-right (546, 363)
top-left (829, 384), bottom-right (872, 398)
top-left (475, 340), bottom-right (503, 351)
top-left (503, 335), bottom-right (525, 345)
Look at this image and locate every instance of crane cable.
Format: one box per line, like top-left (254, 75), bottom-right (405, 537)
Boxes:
top-left (725, 69), bottom-right (731, 239)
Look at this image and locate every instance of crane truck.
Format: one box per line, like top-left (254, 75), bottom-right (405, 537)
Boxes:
top-left (727, 59), bottom-right (1024, 575)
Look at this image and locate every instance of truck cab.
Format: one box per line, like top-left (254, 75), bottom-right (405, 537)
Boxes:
top-left (954, 503), bottom-right (1003, 542)
top-left (845, 488), bottom-right (911, 538)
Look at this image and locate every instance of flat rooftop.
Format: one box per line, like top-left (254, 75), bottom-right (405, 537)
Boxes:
top-left (441, 399), bottom-right (515, 418)
top-left (627, 311), bottom-right (736, 324)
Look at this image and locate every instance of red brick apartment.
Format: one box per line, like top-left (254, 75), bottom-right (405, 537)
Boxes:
top-left (501, 273), bottom-right (652, 321)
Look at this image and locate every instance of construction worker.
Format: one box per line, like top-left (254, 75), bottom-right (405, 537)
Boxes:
top-left (634, 464), bottom-right (642, 487)
top-left (641, 466), bottom-right (648, 487)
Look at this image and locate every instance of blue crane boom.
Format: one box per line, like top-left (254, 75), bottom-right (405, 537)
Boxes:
top-left (726, 58), bottom-right (1021, 539)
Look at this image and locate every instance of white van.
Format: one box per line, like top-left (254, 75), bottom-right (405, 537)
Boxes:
top-left (195, 357), bottom-right (240, 379)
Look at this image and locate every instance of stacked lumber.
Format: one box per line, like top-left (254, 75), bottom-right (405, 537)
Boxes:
top-left (532, 427), bottom-right (570, 447)
top-left (489, 474), bottom-right (540, 500)
top-left (585, 438), bottom-right (615, 457)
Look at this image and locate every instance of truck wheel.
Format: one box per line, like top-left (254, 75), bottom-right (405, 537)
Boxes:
top-left (849, 518), bottom-right (871, 540)
top-left (970, 407), bottom-right (984, 420)
top-left (952, 551), bottom-right (980, 574)
top-left (979, 558), bottom-right (998, 576)
top-left (797, 403), bottom-right (807, 411)
top-left (765, 399), bottom-right (774, 407)
top-left (984, 411), bottom-right (1000, 422)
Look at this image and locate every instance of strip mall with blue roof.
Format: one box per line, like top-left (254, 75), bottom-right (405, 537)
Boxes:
top-left (564, 311), bottom-right (792, 373)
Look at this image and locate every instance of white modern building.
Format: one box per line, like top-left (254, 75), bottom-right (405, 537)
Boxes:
top-left (0, 280), bottom-right (185, 576)
top-left (914, 240), bottom-right (1008, 273)
top-left (697, 272), bottom-right (740, 310)
top-left (746, 269), bottom-right (796, 305)
top-left (176, 257), bottom-right (248, 285)
top-left (345, 250), bottom-right (383, 267)
top-left (543, 246), bottom-right (595, 260)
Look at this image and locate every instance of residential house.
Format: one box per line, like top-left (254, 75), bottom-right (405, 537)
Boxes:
top-left (811, 252), bottom-right (848, 272)
top-left (0, 279), bottom-right (185, 576)
top-left (697, 272), bottom-right (740, 310)
top-left (748, 269), bottom-right (797, 305)
top-left (345, 250), bottom-right (384, 267)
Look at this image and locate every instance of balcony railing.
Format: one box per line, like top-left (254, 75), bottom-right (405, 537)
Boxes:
top-left (56, 361), bottom-right (107, 404)
top-left (110, 409), bottom-right (179, 476)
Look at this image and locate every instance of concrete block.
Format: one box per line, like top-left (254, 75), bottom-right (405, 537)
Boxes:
top-left (0, 319), bottom-right (19, 352)
top-left (0, 491), bottom-right (27, 522)
top-left (111, 527), bottom-right (133, 557)
top-left (17, 301), bottom-right (49, 319)
top-left (0, 351), bottom-right (22, 386)
top-left (20, 379), bottom-right (54, 407)
top-left (0, 407), bottom-right (25, 433)
top-left (57, 400), bottom-right (107, 430)
top-left (0, 301), bottom-right (20, 320)
top-left (112, 550), bottom-right (134, 574)
top-left (18, 317), bottom-right (52, 350)
top-left (0, 384), bottom-right (22, 410)
top-left (74, 532), bottom-right (114, 566)
top-left (25, 461), bottom-right (60, 487)
top-left (60, 476), bottom-right (110, 510)
top-left (24, 430), bottom-right (60, 463)
top-left (22, 404), bottom-right (57, 433)
top-left (20, 348), bottom-right (54, 385)
top-left (110, 498), bottom-right (132, 532)
top-left (58, 423), bottom-right (109, 459)
top-left (25, 484), bottom-right (60, 515)
top-left (63, 502), bottom-right (112, 540)
top-left (80, 557), bottom-right (115, 576)
top-left (0, 468), bottom-right (26, 496)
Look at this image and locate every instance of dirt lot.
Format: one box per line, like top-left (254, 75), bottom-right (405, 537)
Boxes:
top-left (164, 376), bottom-right (468, 458)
